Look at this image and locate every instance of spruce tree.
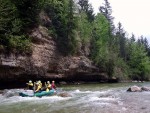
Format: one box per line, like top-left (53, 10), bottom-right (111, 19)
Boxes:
top-left (99, 0), bottom-right (114, 31)
top-left (116, 22), bottom-right (126, 60)
top-left (78, 0), bottom-right (94, 22)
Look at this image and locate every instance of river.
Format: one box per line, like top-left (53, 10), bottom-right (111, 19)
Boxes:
top-left (0, 82), bottom-right (150, 113)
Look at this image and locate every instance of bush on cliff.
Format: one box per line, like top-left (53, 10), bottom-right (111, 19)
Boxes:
top-left (0, 0), bottom-right (43, 54)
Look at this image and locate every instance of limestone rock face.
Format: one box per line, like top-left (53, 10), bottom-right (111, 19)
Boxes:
top-left (0, 26), bottom-right (101, 83)
top-left (0, 26), bottom-right (57, 81)
top-left (56, 56), bottom-right (97, 74)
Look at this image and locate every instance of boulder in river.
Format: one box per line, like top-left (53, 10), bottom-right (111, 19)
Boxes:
top-left (141, 86), bottom-right (150, 91)
top-left (127, 85), bottom-right (142, 92)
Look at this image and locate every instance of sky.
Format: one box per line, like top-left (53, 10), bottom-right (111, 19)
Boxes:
top-left (89, 0), bottom-right (150, 42)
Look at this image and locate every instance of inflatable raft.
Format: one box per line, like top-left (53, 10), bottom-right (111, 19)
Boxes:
top-left (19, 89), bottom-right (55, 97)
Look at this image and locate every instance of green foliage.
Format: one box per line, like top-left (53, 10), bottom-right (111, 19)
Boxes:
top-left (78, 0), bottom-right (95, 22)
top-left (8, 35), bottom-right (31, 53)
top-left (77, 12), bottom-right (93, 45)
top-left (91, 14), bottom-right (109, 65)
top-left (44, 0), bottom-right (77, 55)
top-left (0, 0), bottom-right (17, 34)
top-left (99, 0), bottom-right (114, 30)
top-left (93, 14), bottom-right (110, 42)
top-left (0, 0), bottom-right (36, 54)
top-left (113, 58), bottom-right (130, 80)
top-left (11, 19), bottom-right (23, 34)
top-left (127, 43), bottom-right (150, 80)
top-left (115, 22), bottom-right (127, 60)
top-left (11, 0), bottom-right (43, 28)
top-left (91, 13), bottom-right (116, 77)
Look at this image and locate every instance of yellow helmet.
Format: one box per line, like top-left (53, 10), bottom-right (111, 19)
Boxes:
top-left (36, 82), bottom-right (39, 85)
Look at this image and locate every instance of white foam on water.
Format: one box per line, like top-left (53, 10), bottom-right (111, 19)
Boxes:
top-left (71, 89), bottom-right (112, 95)
top-left (99, 97), bottom-right (118, 101)
top-left (69, 89), bottom-right (118, 105)
top-left (118, 101), bottom-right (123, 105)
top-left (73, 89), bottom-right (107, 93)
top-left (87, 94), bottom-right (118, 103)
top-left (37, 95), bottom-right (72, 102)
top-left (69, 89), bottom-right (119, 108)
top-left (70, 89), bottom-right (92, 95)
top-left (122, 107), bottom-right (127, 111)
top-left (0, 94), bottom-right (72, 105)
top-left (82, 90), bottom-right (122, 108)
top-left (85, 91), bottom-right (92, 93)
top-left (74, 89), bottom-right (80, 93)
top-left (93, 102), bottom-right (111, 106)
top-left (89, 96), bottom-right (101, 101)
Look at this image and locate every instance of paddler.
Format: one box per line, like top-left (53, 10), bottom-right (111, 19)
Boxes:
top-left (38, 80), bottom-right (42, 88)
top-left (45, 81), bottom-right (51, 92)
top-left (35, 82), bottom-right (41, 93)
top-left (51, 80), bottom-right (56, 90)
top-left (26, 80), bottom-right (33, 90)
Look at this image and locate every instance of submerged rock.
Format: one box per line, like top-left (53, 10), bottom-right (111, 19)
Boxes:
top-left (57, 92), bottom-right (72, 97)
top-left (141, 86), bottom-right (150, 91)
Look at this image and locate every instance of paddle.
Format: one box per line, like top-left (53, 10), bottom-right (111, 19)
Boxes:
top-left (33, 82), bottom-right (36, 93)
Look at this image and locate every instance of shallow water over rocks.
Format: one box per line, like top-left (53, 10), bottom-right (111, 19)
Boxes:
top-left (0, 82), bottom-right (150, 113)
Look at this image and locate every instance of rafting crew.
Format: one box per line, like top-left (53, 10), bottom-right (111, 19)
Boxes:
top-left (26, 80), bottom-right (56, 92)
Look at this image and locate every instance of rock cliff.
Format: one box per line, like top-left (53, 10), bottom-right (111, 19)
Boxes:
top-left (0, 26), bottom-right (106, 84)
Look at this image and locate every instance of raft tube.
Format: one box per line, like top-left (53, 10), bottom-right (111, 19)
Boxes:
top-left (19, 89), bottom-right (55, 97)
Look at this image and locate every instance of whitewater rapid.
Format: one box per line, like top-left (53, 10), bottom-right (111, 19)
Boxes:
top-left (0, 83), bottom-right (150, 113)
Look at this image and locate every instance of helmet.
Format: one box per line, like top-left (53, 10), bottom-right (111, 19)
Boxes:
top-left (52, 81), bottom-right (55, 83)
top-left (29, 80), bottom-right (32, 83)
top-left (36, 82), bottom-right (39, 85)
top-left (47, 81), bottom-right (50, 84)
top-left (38, 80), bottom-right (41, 83)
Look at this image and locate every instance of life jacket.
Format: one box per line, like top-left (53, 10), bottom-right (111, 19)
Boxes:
top-left (51, 83), bottom-right (56, 89)
top-left (47, 83), bottom-right (51, 89)
top-left (46, 88), bottom-right (49, 92)
top-left (39, 83), bottom-right (42, 88)
top-left (35, 85), bottom-right (41, 92)
top-left (45, 83), bottom-right (51, 92)
top-left (27, 82), bottom-right (33, 90)
top-left (28, 83), bottom-right (33, 86)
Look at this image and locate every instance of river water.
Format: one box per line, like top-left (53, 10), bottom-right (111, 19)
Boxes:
top-left (0, 82), bottom-right (150, 113)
